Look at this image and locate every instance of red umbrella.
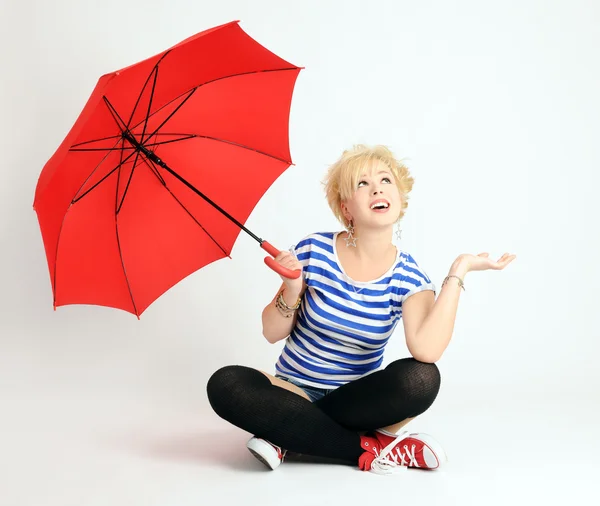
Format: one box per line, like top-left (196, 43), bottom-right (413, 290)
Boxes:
top-left (33, 20), bottom-right (301, 318)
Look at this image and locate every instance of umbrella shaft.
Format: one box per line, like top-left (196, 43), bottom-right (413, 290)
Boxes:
top-left (122, 131), bottom-right (263, 246)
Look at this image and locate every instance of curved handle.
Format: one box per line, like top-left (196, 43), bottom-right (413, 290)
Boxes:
top-left (261, 241), bottom-right (301, 279)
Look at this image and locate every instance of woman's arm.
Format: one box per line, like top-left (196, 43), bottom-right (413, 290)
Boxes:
top-left (262, 281), bottom-right (306, 344)
top-left (403, 257), bottom-right (469, 363)
top-left (404, 251), bottom-right (516, 363)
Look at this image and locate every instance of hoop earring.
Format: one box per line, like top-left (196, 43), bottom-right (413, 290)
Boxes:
top-left (345, 220), bottom-right (358, 247)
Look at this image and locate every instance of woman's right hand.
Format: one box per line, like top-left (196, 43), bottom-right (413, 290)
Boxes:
top-left (273, 251), bottom-right (304, 295)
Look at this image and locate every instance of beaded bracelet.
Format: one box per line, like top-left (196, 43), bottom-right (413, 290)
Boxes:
top-left (275, 289), bottom-right (302, 318)
top-left (275, 297), bottom-right (294, 318)
top-left (442, 275), bottom-right (465, 291)
top-left (277, 289), bottom-right (302, 310)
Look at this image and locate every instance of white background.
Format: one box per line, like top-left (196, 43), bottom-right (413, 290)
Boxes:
top-left (1, 0), bottom-right (599, 504)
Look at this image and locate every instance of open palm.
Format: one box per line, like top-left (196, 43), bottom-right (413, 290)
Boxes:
top-left (462, 252), bottom-right (517, 272)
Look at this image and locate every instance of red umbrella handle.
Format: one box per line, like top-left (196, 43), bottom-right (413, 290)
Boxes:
top-left (261, 241), bottom-right (302, 279)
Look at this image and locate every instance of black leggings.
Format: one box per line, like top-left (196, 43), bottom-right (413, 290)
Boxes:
top-left (206, 358), bottom-right (441, 465)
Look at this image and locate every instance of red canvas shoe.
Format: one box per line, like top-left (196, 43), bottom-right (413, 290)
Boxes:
top-left (358, 430), bottom-right (447, 474)
top-left (246, 437), bottom-right (287, 470)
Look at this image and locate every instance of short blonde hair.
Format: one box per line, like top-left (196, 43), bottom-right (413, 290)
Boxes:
top-left (322, 144), bottom-right (415, 228)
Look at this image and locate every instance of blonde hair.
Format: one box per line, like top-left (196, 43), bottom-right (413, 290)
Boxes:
top-left (322, 144), bottom-right (414, 228)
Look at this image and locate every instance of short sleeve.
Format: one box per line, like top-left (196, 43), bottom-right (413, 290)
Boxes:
top-left (399, 253), bottom-right (437, 303)
top-left (289, 234), bottom-right (313, 282)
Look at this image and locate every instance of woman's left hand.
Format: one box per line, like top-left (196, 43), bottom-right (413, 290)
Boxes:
top-left (459, 252), bottom-right (517, 273)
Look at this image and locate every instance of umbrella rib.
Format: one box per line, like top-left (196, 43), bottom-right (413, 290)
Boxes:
top-left (124, 49), bottom-right (172, 134)
top-left (151, 133), bottom-right (293, 164)
top-left (141, 156), bottom-right (230, 259)
top-left (70, 133), bottom-right (194, 152)
top-left (141, 134), bottom-right (196, 148)
top-left (115, 219), bottom-right (140, 317)
top-left (190, 135), bottom-right (292, 164)
top-left (72, 132), bottom-right (186, 149)
top-left (115, 139), bottom-right (140, 316)
top-left (70, 146), bottom-right (135, 153)
top-left (116, 142), bottom-right (146, 215)
top-left (134, 64), bottom-right (160, 152)
top-left (72, 134), bottom-right (123, 148)
top-left (115, 138), bottom-right (125, 212)
top-left (139, 88), bottom-right (196, 145)
top-left (52, 209), bottom-right (70, 309)
top-left (73, 133), bottom-right (291, 165)
top-left (51, 137), bottom-right (138, 310)
top-left (126, 63), bottom-right (159, 132)
top-left (71, 149), bottom-right (138, 204)
top-left (103, 96), bottom-right (129, 135)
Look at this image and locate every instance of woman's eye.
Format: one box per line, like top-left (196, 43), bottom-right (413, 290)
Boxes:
top-left (358, 177), bottom-right (390, 188)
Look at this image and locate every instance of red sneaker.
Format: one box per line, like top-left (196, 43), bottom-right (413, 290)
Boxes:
top-left (246, 437), bottom-right (287, 470)
top-left (358, 430), bottom-right (447, 474)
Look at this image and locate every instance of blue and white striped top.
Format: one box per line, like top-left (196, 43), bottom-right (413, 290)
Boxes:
top-left (275, 231), bottom-right (436, 389)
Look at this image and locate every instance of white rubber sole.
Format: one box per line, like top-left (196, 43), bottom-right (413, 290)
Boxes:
top-left (246, 437), bottom-right (283, 470)
top-left (408, 432), bottom-right (448, 469)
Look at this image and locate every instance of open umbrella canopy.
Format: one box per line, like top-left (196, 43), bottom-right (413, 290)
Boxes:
top-left (34, 20), bottom-right (302, 318)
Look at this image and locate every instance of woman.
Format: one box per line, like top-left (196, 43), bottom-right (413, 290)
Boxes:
top-left (207, 144), bottom-right (516, 474)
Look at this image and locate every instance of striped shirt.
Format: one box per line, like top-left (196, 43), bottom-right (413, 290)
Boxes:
top-left (275, 231), bottom-right (436, 389)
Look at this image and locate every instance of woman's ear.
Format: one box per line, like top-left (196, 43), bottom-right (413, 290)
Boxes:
top-left (341, 203), bottom-right (352, 223)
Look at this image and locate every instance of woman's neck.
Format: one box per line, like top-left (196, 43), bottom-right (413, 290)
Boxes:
top-left (350, 226), bottom-right (394, 258)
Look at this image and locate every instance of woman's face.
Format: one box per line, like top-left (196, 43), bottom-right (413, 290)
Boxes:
top-left (342, 163), bottom-right (401, 230)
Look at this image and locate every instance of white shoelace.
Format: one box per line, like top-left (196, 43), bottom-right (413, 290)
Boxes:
top-left (370, 431), bottom-right (419, 475)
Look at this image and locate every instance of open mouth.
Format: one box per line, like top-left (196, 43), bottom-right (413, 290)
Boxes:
top-left (370, 200), bottom-right (390, 211)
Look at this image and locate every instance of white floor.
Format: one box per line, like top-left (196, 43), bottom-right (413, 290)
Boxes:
top-left (2, 363), bottom-right (597, 506)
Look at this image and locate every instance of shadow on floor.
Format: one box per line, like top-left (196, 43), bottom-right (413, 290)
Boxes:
top-left (97, 426), bottom-right (352, 470)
